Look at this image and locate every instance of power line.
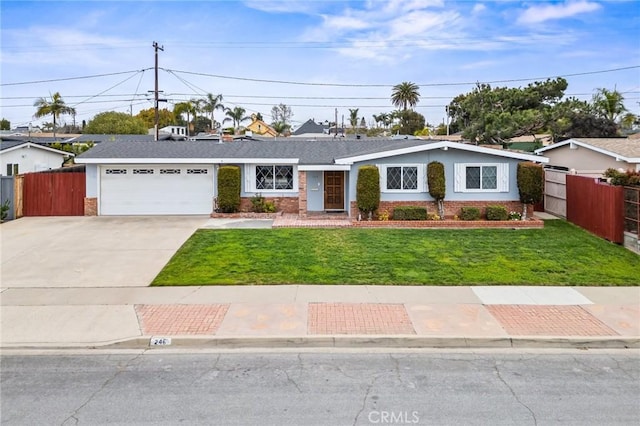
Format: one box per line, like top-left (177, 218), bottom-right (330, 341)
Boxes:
top-left (166, 65), bottom-right (640, 88)
top-left (0, 69), bottom-right (152, 87)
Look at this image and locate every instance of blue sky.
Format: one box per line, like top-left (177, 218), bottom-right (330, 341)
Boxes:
top-left (1, 0), bottom-right (639, 130)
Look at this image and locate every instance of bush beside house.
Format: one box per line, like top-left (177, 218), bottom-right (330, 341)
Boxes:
top-left (217, 166), bottom-right (241, 213)
top-left (517, 162), bottom-right (544, 220)
top-left (356, 165), bottom-right (380, 219)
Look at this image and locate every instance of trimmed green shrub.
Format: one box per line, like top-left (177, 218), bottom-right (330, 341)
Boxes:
top-left (485, 205), bottom-right (508, 221)
top-left (460, 207), bottom-right (480, 221)
top-left (393, 206), bottom-right (427, 220)
top-left (517, 162), bottom-right (544, 205)
top-left (604, 168), bottom-right (640, 186)
top-left (250, 194), bottom-right (276, 213)
top-left (217, 166), bottom-right (241, 213)
top-left (356, 165), bottom-right (380, 216)
top-left (427, 161), bottom-right (446, 219)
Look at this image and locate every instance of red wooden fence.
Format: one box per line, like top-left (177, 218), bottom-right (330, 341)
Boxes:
top-left (566, 174), bottom-right (624, 243)
top-left (23, 172), bottom-right (85, 216)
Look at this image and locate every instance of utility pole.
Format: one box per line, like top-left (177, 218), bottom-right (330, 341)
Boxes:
top-left (153, 41), bottom-right (164, 141)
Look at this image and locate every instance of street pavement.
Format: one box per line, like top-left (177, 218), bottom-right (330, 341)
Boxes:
top-left (1, 216), bottom-right (638, 350)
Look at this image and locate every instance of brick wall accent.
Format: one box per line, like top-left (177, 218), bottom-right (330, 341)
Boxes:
top-left (298, 171), bottom-right (308, 217)
top-left (84, 197), bottom-right (97, 216)
top-left (350, 200), bottom-right (533, 219)
top-left (239, 196), bottom-right (299, 214)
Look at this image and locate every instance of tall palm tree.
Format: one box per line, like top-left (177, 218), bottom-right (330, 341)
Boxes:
top-left (349, 108), bottom-right (359, 129)
top-left (391, 81), bottom-right (420, 111)
top-left (223, 106), bottom-right (250, 134)
top-left (33, 92), bottom-right (76, 137)
top-left (272, 121), bottom-right (290, 136)
top-left (202, 93), bottom-right (224, 131)
top-left (173, 100), bottom-right (197, 136)
top-left (592, 88), bottom-right (626, 122)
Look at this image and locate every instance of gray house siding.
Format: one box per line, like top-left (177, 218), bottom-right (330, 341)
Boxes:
top-left (86, 164), bottom-right (98, 198)
top-left (306, 171), bottom-right (324, 211)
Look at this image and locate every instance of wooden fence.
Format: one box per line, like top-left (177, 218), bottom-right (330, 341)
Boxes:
top-left (624, 186), bottom-right (639, 236)
top-left (544, 169), bottom-right (568, 218)
top-left (22, 172), bottom-right (85, 216)
top-left (566, 174), bottom-right (624, 243)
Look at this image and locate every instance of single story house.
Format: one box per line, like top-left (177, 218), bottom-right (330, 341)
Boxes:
top-left (75, 138), bottom-right (548, 216)
top-left (535, 138), bottom-right (640, 177)
top-left (0, 141), bottom-right (73, 176)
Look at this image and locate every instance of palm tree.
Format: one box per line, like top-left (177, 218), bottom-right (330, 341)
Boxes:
top-left (391, 81), bottom-right (420, 111)
top-left (349, 108), bottom-right (359, 130)
top-left (33, 92), bottom-right (76, 137)
top-left (592, 88), bottom-right (627, 122)
top-left (202, 93), bottom-right (224, 131)
top-left (173, 100), bottom-right (197, 136)
top-left (272, 121), bottom-right (290, 136)
top-left (223, 106), bottom-right (250, 134)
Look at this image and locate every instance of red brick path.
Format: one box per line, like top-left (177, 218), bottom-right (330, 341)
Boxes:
top-left (308, 303), bottom-right (416, 335)
top-left (486, 305), bottom-right (619, 336)
top-left (135, 304), bottom-right (229, 335)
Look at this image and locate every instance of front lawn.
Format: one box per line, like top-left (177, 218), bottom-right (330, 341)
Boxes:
top-left (152, 221), bottom-right (640, 286)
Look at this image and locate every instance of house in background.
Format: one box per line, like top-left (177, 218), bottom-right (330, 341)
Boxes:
top-left (75, 138), bottom-right (547, 217)
top-left (535, 138), bottom-right (640, 177)
top-left (245, 115), bottom-right (277, 137)
top-left (0, 141), bottom-right (73, 176)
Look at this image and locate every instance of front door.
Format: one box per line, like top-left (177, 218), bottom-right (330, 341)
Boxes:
top-left (324, 171), bottom-right (344, 210)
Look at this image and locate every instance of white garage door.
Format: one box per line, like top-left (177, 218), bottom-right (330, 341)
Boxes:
top-left (100, 165), bottom-right (214, 215)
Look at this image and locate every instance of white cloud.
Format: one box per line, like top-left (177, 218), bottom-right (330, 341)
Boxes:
top-left (472, 3), bottom-right (486, 14)
top-left (518, 0), bottom-right (601, 25)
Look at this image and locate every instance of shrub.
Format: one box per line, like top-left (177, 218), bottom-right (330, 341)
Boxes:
top-left (604, 168), bottom-right (640, 186)
top-left (460, 207), bottom-right (480, 221)
top-left (427, 161), bottom-right (446, 219)
top-left (517, 162), bottom-right (544, 205)
top-left (485, 205), bottom-right (508, 221)
top-left (427, 213), bottom-right (440, 220)
top-left (508, 211), bottom-right (522, 220)
top-left (356, 165), bottom-right (380, 216)
top-left (217, 166), bottom-right (241, 213)
top-left (393, 206), bottom-right (427, 220)
top-left (250, 194), bottom-right (276, 213)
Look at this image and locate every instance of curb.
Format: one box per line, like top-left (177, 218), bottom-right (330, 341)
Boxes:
top-left (2, 335), bottom-right (638, 351)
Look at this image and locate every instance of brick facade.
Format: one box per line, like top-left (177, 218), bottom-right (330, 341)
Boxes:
top-left (298, 171), bottom-right (308, 217)
top-left (239, 196), bottom-right (299, 214)
top-left (350, 200), bottom-right (533, 219)
top-left (84, 197), bottom-right (97, 216)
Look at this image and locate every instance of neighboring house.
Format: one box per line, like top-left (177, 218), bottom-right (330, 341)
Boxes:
top-left (535, 138), bottom-right (640, 177)
top-left (75, 138), bottom-right (547, 216)
top-left (292, 119), bottom-right (329, 136)
top-left (155, 126), bottom-right (187, 136)
top-left (245, 117), bottom-right (277, 137)
top-left (0, 141), bottom-right (73, 176)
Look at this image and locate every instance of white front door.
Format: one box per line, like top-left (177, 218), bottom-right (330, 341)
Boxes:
top-left (100, 165), bottom-right (214, 215)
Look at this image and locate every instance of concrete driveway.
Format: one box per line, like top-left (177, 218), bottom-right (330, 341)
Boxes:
top-left (1, 216), bottom-right (209, 288)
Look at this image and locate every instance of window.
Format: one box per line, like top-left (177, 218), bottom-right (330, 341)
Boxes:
top-left (133, 169), bottom-right (154, 175)
top-left (255, 165), bottom-right (294, 190)
top-left (454, 163), bottom-right (508, 192)
top-left (379, 164), bottom-right (424, 192)
top-left (6, 164), bottom-right (18, 176)
top-left (160, 169), bottom-right (181, 175)
top-left (187, 169), bottom-right (208, 175)
top-left (105, 169), bottom-right (127, 175)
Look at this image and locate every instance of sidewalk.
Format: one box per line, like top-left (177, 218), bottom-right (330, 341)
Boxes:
top-left (1, 285), bottom-right (638, 350)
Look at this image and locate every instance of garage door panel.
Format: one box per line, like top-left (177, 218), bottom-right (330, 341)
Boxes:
top-left (100, 166), bottom-right (214, 215)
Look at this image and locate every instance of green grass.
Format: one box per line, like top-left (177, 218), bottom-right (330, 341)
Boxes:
top-left (152, 221), bottom-right (640, 286)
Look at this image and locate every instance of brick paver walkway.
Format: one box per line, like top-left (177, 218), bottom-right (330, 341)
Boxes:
top-left (272, 214), bottom-right (352, 228)
top-left (486, 305), bottom-right (619, 336)
top-left (308, 303), bottom-right (416, 335)
top-left (135, 304), bottom-right (229, 335)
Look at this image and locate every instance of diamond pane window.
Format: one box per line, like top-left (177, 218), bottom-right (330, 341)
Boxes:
top-left (256, 166), bottom-right (273, 190)
top-left (403, 167), bottom-right (418, 190)
top-left (466, 167), bottom-right (481, 189)
top-left (274, 165), bottom-right (293, 190)
top-left (387, 167), bottom-right (402, 189)
top-left (482, 166), bottom-right (497, 189)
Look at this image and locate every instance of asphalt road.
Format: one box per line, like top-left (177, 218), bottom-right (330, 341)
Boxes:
top-left (1, 350), bottom-right (639, 425)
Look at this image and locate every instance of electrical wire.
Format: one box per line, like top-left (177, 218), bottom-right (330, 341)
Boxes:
top-left (0, 69), bottom-right (153, 87)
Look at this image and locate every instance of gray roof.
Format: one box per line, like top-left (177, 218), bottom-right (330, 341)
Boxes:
top-left (292, 119), bottom-right (327, 136)
top-left (67, 134), bottom-right (155, 143)
top-left (77, 138), bottom-right (437, 165)
top-left (536, 137), bottom-right (640, 161)
top-left (0, 141), bottom-right (25, 151)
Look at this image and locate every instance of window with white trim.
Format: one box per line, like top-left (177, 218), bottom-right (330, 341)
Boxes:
top-left (454, 163), bottom-right (509, 192)
top-left (246, 164), bottom-right (296, 192)
top-left (379, 164), bottom-right (425, 192)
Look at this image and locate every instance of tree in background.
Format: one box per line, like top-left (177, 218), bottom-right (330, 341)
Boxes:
top-left (391, 82), bottom-right (420, 111)
top-left (392, 110), bottom-right (425, 135)
top-left (201, 93), bottom-right (224, 131)
top-left (0, 118), bottom-right (10, 130)
top-left (83, 112), bottom-right (147, 134)
top-left (270, 103), bottom-right (293, 130)
top-left (33, 92), bottom-right (76, 137)
top-left (136, 108), bottom-right (175, 130)
top-left (620, 113), bottom-right (639, 132)
top-left (173, 100), bottom-right (198, 136)
top-left (348, 108), bottom-right (359, 130)
top-left (592, 88), bottom-right (626, 122)
top-left (224, 106), bottom-right (250, 134)
top-left (548, 98), bottom-right (618, 140)
top-left (272, 121), bottom-right (290, 136)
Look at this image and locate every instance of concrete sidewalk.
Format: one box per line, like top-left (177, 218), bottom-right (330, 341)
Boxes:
top-left (1, 285), bottom-right (638, 350)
